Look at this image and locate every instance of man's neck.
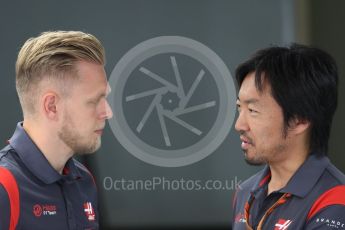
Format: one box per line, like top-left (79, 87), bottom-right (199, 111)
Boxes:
top-left (23, 120), bottom-right (73, 174)
top-left (267, 151), bottom-right (308, 195)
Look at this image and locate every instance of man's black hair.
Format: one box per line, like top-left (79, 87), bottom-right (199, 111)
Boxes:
top-left (235, 44), bottom-right (338, 155)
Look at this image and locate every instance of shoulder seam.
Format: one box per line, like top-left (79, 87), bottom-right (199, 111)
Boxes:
top-left (325, 164), bottom-right (345, 184)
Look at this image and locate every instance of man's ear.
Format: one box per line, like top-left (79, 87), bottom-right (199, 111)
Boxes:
top-left (289, 117), bottom-right (310, 135)
top-left (42, 92), bottom-right (60, 120)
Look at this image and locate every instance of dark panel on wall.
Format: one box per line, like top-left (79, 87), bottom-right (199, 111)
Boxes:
top-left (309, 0), bottom-right (345, 172)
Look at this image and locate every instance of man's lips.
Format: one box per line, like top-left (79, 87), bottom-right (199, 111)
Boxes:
top-left (240, 135), bottom-right (253, 149)
top-left (95, 129), bottom-right (104, 135)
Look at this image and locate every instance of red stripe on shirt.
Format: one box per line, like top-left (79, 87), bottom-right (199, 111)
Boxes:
top-left (307, 185), bottom-right (345, 221)
top-left (259, 172), bottom-right (271, 187)
top-left (0, 167), bottom-right (20, 230)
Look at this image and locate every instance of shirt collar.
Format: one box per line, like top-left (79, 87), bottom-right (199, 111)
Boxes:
top-left (251, 154), bottom-right (330, 198)
top-left (281, 154), bottom-right (329, 197)
top-left (9, 122), bottom-right (82, 184)
top-left (250, 166), bottom-right (270, 197)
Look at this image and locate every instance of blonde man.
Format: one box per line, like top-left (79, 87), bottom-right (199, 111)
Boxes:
top-left (0, 31), bottom-right (113, 230)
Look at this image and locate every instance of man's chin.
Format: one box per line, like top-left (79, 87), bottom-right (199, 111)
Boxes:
top-left (74, 139), bottom-right (101, 155)
top-left (245, 158), bottom-right (265, 166)
top-left (76, 147), bottom-right (99, 155)
top-left (244, 152), bottom-right (266, 166)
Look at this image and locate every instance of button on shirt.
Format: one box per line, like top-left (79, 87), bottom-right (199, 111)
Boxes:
top-left (232, 154), bottom-right (345, 230)
top-left (0, 123), bottom-right (99, 230)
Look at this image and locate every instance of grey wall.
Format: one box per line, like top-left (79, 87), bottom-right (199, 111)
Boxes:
top-left (1, 1), bottom-right (343, 229)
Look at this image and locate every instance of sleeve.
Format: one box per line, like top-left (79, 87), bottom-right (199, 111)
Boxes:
top-left (304, 205), bottom-right (345, 229)
top-left (0, 184), bottom-right (11, 230)
top-left (0, 167), bottom-right (20, 230)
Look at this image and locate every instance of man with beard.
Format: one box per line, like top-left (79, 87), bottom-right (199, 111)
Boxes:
top-left (0, 31), bottom-right (113, 230)
top-left (232, 44), bottom-right (345, 230)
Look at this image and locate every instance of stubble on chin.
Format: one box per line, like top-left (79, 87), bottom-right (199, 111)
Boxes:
top-left (58, 124), bottom-right (101, 155)
top-left (243, 151), bottom-right (266, 166)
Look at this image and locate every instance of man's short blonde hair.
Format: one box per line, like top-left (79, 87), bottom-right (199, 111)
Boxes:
top-left (16, 31), bottom-right (105, 117)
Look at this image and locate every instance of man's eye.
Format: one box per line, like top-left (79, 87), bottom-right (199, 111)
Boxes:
top-left (236, 104), bottom-right (241, 112)
top-left (88, 100), bottom-right (98, 105)
top-left (248, 108), bottom-right (258, 113)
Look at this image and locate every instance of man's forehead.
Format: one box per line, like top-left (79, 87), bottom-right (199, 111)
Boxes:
top-left (93, 82), bottom-right (111, 98)
top-left (238, 73), bottom-right (271, 99)
top-left (237, 78), bottom-right (261, 103)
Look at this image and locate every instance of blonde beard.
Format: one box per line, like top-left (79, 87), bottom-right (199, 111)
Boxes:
top-left (58, 111), bottom-right (101, 154)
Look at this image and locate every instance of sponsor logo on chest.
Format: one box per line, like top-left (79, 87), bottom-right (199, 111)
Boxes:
top-left (33, 204), bottom-right (57, 217)
top-left (316, 218), bottom-right (345, 228)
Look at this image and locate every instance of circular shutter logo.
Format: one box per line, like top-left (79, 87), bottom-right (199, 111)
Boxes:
top-left (108, 36), bottom-right (236, 167)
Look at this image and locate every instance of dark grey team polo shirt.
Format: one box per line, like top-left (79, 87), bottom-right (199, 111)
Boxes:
top-left (0, 123), bottom-right (99, 230)
top-left (233, 154), bottom-right (345, 230)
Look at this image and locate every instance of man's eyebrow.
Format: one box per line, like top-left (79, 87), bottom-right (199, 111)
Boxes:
top-left (89, 92), bottom-right (106, 102)
top-left (88, 85), bottom-right (111, 102)
top-left (237, 97), bottom-right (259, 104)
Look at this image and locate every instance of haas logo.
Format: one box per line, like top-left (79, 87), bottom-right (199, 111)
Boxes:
top-left (275, 219), bottom-right (292, 230)
top-left (84, 202), bottom-right (96, 221)
top-left (33, 204), bottom-right (43, 217)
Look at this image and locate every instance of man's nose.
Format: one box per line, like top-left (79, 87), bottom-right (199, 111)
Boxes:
top-left (235, 112), bottom-right (249, 133)
top-left (105, 100), bottom-right (113, 119)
